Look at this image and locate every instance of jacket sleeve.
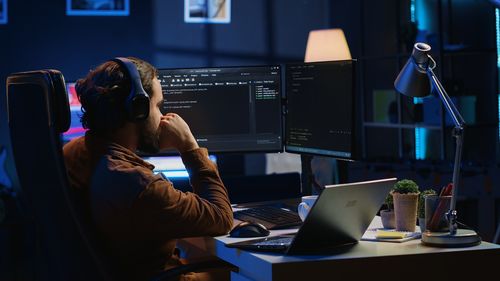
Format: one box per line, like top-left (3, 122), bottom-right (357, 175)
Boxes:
top-left (133, 148), bottom-right (233, 239)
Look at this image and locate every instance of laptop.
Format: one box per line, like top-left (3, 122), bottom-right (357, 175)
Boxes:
top-left (226, 178), bottom-right (397, 255)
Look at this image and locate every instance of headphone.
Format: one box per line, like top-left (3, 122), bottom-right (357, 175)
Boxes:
top-left (112, 57), bottom-right (150, 121)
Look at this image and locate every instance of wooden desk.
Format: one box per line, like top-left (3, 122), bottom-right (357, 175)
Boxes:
top-left (180, 217), bottom-right (500, 281)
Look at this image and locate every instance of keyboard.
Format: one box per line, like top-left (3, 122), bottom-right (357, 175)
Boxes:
top-left (233, 206), bottom-right (302, 230)
top-left (252, 236), bottom-right (293, 247)
top-left (226, 235), bottom-right (295, 252)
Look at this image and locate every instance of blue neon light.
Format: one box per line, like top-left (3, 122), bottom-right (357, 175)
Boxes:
top-left (411, 1), bottom-right (428, 159)
top-left (410, 0), bottom-right (416, 23)
top-left (497, 9), bottom-right (500, 139)
top-left (496, 9), bottom-right (500, 68)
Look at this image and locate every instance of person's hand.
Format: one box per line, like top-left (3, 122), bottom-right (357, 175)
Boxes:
top-left (159, 113), bottom-right (199, 153)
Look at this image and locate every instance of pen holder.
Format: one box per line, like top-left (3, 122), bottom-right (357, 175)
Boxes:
top-left (425, 195), bottom-right (451, 232)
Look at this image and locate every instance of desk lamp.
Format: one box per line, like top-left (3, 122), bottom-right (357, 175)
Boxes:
top-left (394, 42), bottom-right (481, 247)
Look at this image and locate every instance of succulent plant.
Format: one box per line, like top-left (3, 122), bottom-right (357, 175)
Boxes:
top-left (385, 192), bottom-right (394, 210)
top-left (418, 189), bottom-right (437, 218)
top-left (392, 179), bottom-right (419, 194)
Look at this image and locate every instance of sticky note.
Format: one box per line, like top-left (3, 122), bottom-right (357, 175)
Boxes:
top-left (375, 230), bottom-right (410, 239)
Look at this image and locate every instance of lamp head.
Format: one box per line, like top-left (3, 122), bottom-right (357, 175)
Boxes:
top-left (394, 43), bottom-right (432, 98)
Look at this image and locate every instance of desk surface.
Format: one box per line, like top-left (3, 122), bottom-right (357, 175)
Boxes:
top-left (182, 217), bottom-right (500, 281)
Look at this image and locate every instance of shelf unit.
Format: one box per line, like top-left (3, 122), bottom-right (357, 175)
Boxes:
top-left (358, 0), bottom-right (498, 164)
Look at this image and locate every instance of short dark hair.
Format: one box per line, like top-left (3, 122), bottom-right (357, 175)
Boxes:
top-left (76, 57), bottom-right (158, 136)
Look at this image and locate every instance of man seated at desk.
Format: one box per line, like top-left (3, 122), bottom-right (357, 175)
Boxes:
top-left (63, 57), bottom-right (233, 281)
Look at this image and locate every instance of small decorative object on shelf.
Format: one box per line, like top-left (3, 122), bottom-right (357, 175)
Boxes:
top-left (392, 179), bottom-right (420, 232)
top-left (381, 192), bottom-right (395, 229)
top-left (418, 189), bottom-right (437, 232)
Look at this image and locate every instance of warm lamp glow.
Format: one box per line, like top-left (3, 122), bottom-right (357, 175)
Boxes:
top-left (304, 29), bottom-right (351, 63)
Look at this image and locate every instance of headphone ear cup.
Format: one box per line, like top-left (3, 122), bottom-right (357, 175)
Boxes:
top-left (112, 57), bottom-right (150, 122)
top-left (128, 93), bottom-right (150, 121)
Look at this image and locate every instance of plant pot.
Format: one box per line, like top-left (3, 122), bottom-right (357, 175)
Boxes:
top-left (380, 209), bottom-right (395, 229)
top-left (392, 192), bottom-right (419, 232)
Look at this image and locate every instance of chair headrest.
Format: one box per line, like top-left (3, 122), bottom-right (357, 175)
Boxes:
top-left (7, 69), bottom-right (71, 133)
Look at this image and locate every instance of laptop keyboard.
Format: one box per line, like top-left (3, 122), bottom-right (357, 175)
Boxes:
top-left (233, 206), bottom-right (302, 230)
top-left (253, 236), bottom-right (293, 246)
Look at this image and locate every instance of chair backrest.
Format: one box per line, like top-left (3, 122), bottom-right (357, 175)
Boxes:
top-left (6, 70), bottom-right (112, 281)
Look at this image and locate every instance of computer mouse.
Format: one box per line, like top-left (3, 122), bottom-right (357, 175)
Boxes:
top-left (229, 221), bottom-right (270, 238)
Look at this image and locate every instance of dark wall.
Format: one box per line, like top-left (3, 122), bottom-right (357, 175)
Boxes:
top-left (0, 0), bottom-right (153, 194)
top-left (1, 0), bottom-right (362, 186)
top-left (0, 0), bottom-right (498, 250)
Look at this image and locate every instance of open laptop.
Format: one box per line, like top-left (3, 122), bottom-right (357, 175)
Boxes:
top-left (226, 178), bottom-right (397, 255)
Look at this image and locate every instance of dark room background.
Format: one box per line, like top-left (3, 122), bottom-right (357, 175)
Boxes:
top-left (1, 0), bottom-right (500, 253)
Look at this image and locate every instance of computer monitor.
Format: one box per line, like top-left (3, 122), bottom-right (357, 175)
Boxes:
top-left (285, 60), bottom-right (358, 160)
top-left (63, 82), bottom-right (87, 142)
top-left (143, 155), bottom-right (217, 179)
top-left (157, 65), bottom-right (283, 153)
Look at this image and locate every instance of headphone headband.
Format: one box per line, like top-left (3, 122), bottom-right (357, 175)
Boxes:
top-left (112, 57), bottom-right (150, 121)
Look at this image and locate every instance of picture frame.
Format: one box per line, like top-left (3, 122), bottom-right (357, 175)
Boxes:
top-left (185, 0), bottom-right (231, 24)
top-left (0, 0), bottom-right (7, 25)
top-left (66, 0), bottom-right (129, 16)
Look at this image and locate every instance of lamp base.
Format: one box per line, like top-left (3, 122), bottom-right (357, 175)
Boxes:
top-left (421, 229), bottom-right (481, 247)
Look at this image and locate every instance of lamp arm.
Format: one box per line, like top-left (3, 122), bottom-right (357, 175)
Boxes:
top-left (426, 65), bottom-right (464, 235)
top-left (427, 67), bottom-right (466, 128)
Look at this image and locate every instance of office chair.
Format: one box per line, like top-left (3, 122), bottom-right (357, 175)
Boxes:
top-left (6, 70), bottom-right (234, 281)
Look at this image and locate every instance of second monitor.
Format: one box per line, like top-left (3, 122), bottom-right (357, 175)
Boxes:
top-left (158, 65), bottom-right (283, 153)
top-left (285, 60), bottom-right (357, 160)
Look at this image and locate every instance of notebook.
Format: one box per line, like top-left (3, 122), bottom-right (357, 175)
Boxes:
top-left (226, 178), bottom-right (397, 255)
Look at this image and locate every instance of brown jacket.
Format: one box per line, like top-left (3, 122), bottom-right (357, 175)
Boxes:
top-left (63, 133), bottom-right (233, 280)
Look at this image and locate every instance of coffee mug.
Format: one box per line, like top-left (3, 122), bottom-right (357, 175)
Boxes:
top-left (297, 195), bottom-right (318, 221)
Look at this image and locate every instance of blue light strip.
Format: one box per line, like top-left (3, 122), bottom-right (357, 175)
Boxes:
top-left (496, 9), bottom-right (500, 140)
top-left (410, 0), bottom-right (416, 23)
top-left (411, 0), bottom-right (427, 159)
top-left (496, 9), bottom-right (500, 68)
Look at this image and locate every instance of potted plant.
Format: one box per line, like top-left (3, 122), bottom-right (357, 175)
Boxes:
top-left (392, 179), bottom-right (420, 231)
top-left (380, 192), bottom-right (395, 229)
top-left (418, 189), bottom-right (437, 232)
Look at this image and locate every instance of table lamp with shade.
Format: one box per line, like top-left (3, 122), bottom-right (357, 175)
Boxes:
top-left (394, 42), bottom-right (481, 247)
top-left (304, 28), bottom-right (351, 62)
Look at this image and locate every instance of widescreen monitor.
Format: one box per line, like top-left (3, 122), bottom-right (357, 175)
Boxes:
top-left (157, 65), bottom-right (283, 153)
top-left (285, 60), bottom-right (358, 160)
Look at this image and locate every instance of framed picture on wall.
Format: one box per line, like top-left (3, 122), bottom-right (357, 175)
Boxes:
top-left (0, 0), bottom-right (7, 24)
top-left (185, 0), bottom-right (231, 24)
top-left (66, 0), bottom-right (129, 16)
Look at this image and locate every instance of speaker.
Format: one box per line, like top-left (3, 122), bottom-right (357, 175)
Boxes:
top-left (112, 57), bottom-right (150, 121)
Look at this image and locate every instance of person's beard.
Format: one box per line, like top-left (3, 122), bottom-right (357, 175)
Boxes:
top-left (137, 119), bottom-right (161, 154)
